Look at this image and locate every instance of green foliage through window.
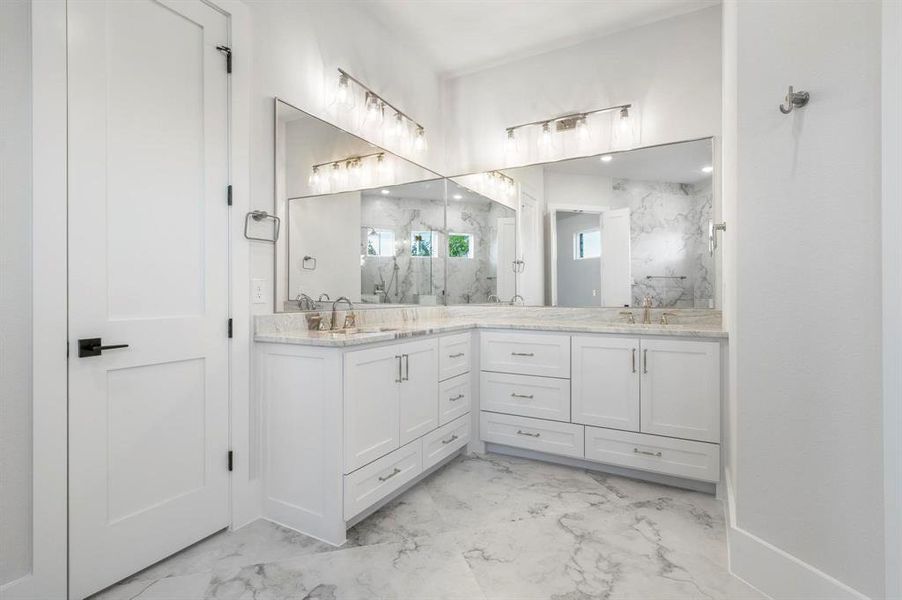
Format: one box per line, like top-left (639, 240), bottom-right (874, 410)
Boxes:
top-left (448, 233), bottom-right (472, 258)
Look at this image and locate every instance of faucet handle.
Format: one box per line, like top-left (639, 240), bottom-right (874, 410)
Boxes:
top-left (619, 311), bottom-right (636, 324)
top-left (659, 311), bottom-right (678, 325)
top-left (342, 313), bottom-right (357, 329)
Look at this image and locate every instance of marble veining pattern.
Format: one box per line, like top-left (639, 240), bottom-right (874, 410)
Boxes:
top-left (254, 306), bottom-right (726, 346)
top-left (92, 453), bottom-right (760, 600)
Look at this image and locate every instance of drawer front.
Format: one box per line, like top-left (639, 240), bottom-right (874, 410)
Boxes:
top-left (480, 371), bottom-right (571, 422)
top-left (439, 333), bottom-right (471, 381)
top-left (480, 332), bottom-right (570, 378)
top-left (480, 411), bottom-right (584, 459)
top-left (343, 440), bottom-right (422, 520)
top-left (439, 372), bottom-right (471, 425)
top-left (422, 414), bottom-right (470, 471)
top-left (584, 426), bottom-right (720, 483)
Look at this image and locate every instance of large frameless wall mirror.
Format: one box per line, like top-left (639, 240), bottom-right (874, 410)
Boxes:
top-left (499, 137), bottom-right (718, 308)
top-left (274, 99), bottom-right (517, 311)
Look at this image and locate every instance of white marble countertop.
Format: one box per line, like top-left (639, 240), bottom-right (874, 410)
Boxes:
top-left (255, 306), bottom-right (727, 347)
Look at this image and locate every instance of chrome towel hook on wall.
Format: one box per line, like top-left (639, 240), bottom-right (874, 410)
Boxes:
top-left (779, 86), bottom-right (810, 114)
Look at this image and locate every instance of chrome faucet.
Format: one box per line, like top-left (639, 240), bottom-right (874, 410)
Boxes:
top-left (296, 293), bottom-right (316, 311)
top-left (660, 311), bottom-right (678, 326)
top-left (487, 294), bottom-right (500, 303)
top-left (510, 294), bottom-right (525, 306)
top-left (317, 293), bottom-right (331, 303)
top-left (331, 296), bottom-right (356, 330)
top-left (642, 296), bottom-right (653, 325)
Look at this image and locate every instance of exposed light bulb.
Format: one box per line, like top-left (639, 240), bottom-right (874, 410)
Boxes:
top-left (413, 126), bottom-right (427, 152)
top-left (505, 128), bottom-right (518, 155)
top-left (600, 155), bottom-right (613, 163)
top-left (364, 92), bottom-right (383, 125)
top-left (537, 121), bottom-right (554, 154)
top-left (575, 116), bottom-right (590, 142)
top-left (308, 166), bottom-right (321, 188)
top-left (334, 72), bottom-right (354, 110)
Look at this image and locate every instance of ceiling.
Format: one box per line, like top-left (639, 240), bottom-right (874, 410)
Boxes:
top-left (362, 178), bottom-right (490, 203)
top-left (353, 0), bottom-right (719, 77)
top-left (541, 138), bottom-right (713, 184)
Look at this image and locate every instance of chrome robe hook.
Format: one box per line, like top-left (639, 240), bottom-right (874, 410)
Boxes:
top-left (780, 86), bottom-right (810, 114)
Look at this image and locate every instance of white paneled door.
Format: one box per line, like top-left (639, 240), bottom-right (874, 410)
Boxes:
top-left (67, 1), bottom-right (230, 597)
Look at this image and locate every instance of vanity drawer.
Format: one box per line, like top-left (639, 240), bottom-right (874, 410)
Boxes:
top-left (422, 414), bottom-right (470, 471)
top-left (480, 411), bottom-right (584, 459)
top-left (480, 332), bottom-right (570, 378)
top-left (480, 371), bottom-right (571, 422)
top-left (439, 333), bottom-right (471, 381)
top-left (439, 372), bottom-right (471, 425)
top-left (343, 440), bottom-right (422, 520)
top-left (584, 426), bottom-right (720, 483)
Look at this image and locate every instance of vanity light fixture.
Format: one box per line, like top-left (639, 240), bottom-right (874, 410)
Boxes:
top-left (600, 155), bottom-right (613, 163)
top-left (505, 102), bottom-right (633, 155)
top-left (483, 171), bottom-right (516, 198)
top-left (333, 68), bottom-right (427, 153)
top-left (309, 151), bottom-right (387, 193)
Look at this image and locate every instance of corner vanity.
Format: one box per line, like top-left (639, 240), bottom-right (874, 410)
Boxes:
top-left (254, 307), bottom-right (726, 546)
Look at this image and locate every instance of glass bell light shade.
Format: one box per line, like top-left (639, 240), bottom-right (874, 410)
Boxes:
top-left (413, 126), bottom-right (427, 153)
top-left (611, 105), bottom-right (640, 150)
top-left (384, 112), bottom-right (407, 141)
top-left (375, 153), bottom-right (393, 183)
top-left (308, 166), bottom-right (321, 190)
top-left (504, 128), bottom-right (519, 157)
top-left (536, 121), bottom-right (557, 157)
top-left (332, 72), bottom-right (354, 111)
top-left (329, 162), bottom-right (344, 191)
top-left (363, 92), bottom-right (384, 127)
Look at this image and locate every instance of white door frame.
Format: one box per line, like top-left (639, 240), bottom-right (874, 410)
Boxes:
top-left (9, 1), bottom-right (253, 597)
top-left (547, 203), bottom-right (606, 307)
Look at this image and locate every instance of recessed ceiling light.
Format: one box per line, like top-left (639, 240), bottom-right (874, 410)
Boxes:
top-left (701, 166), bottom-right (713, 173)
top-left (600, 155), bottom-right (613, 163)
top-left (452, 193), bottom-right (463, 200)
top-left (380, 189), bottom-right (391, 195)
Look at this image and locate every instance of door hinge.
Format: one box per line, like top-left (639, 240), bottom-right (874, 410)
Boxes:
top-left (216, 45), bottom-right (232, 74)
top-left (228, 450), bottom-right (234, 471)
top-left (227, 184), bottom-right (233, 206)
top-left (228, 318), bottom-right (233, 338)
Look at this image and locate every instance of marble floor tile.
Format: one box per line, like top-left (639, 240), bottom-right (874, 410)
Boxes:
top-left (122, 518), bottom-right (345, 584)
top-left (205, 538), bottom-right (486, 600)
top-left (95, 452), bottom-right (760, 600)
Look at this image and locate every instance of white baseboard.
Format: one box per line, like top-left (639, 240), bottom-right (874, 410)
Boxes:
top-left (723, 468), bottom-right (871, 600)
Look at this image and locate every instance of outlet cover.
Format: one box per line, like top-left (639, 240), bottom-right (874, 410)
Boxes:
top-left (251, 279), bottom-right (266, 304)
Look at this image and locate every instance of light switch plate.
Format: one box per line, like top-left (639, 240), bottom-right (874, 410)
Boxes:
top-left (251, 279), bottom-right (266, 304)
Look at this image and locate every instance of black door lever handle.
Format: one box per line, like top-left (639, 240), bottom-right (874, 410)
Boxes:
top-left (78, 338), bottom-right (130, 358)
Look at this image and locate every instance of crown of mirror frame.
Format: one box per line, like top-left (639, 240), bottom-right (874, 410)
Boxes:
top-left (504, 103), bottom-right (640, 163)
top-left (331, 68), bottom-right (427, 155)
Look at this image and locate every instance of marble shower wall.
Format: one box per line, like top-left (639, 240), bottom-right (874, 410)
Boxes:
top-left (611, 178), bottom-right (714, 308)
top-left (360, 194), bottom-right (445, 304)
top-left (445, 198), bottom-right (515, 304)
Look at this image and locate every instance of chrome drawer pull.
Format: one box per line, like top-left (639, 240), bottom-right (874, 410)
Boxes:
top-left (643, 349), bottom-right (648, 374)
top-left (517, 429), bottom-right (540, 438)
top-left (378, 468), bottom-right (401, 482)
top-left (633, 448), bottom-right (662, 457)
top-left (511, 352), bottom-right (534, 357)
top-left (441, 434), bottom-right (459, 445)
top-left (449, 394), bottom-right (465, 402)
top-left (510, 392), bottom-right (534, 399)
top-left (631, 348), bottom-right (637, 373)
top-left (448, 352), bottom-right (465, 358)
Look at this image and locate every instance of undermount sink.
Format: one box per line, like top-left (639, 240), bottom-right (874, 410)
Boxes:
top-left (313, 326), bottom-right (399, 337)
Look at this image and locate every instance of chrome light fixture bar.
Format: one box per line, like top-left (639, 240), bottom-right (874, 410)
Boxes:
top-left (505, 103), bottom-right (632, 137)
top-left (308, 151), bottom-right (389, 192)
top-left (335, 68), bottom-right (426, 151)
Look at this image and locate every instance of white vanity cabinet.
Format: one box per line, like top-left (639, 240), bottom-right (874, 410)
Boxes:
top-left (344, 338), bottom-right (438, 472)
top-left (571, 336), bottom-right (640, 431)
top-left (479, 330), bottom-right (723, 485)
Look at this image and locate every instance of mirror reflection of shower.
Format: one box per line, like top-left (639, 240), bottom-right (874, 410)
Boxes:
top-left (360, 226), bottom-right (401, 303)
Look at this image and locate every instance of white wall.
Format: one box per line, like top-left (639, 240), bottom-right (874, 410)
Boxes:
top-left (882, 1), bottom-right (902, 596)
top-left (442, 6), bottom-right (722, 175)
top-left (288, 192), bottom-right (362, 304)
top-left (247, 0), bottom-right (445, 314)
top-left (725, 1), bottom-right (884, 597)
top-left (0, 0), bottom-right (33, 585)
top-left (555, 212), bottom-right (602, 306)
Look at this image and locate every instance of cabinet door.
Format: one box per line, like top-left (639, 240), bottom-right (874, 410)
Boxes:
top-left (571, 336), bottom-right (640, 431)
top-left (398, 338), bottom-right (439, 445)
top-left (640, 339), bottom-right (720, 443)
top-left (344, 345), bottom-right (401, 472)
